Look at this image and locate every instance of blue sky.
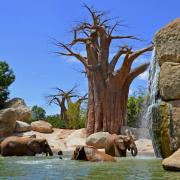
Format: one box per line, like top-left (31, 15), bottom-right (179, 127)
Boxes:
top-left (0, 0), bottom-right (179, 114)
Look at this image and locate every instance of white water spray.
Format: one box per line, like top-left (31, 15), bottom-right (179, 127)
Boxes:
top-left (143, 49), bottom-right (162, 156)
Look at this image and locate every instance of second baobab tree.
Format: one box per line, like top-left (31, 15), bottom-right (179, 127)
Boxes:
top-left (56, 5), bottom-right (153, 136)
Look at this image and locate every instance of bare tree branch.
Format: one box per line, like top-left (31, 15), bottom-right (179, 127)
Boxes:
top-left (56, 42), bottom-right (88, 67)
top-left (110, 35), bottom-right (140, 41)
top-left (128, 44), bottom-right (154, 62)
top-left (109, 46), bottom-right (132, 72)
top-left (127, 63), bottom-right (150, 83)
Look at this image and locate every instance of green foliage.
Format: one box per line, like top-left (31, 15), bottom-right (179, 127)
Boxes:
top-left (45, 114), bottom-right (65, 128)
top-left (66, 101), bottom-right (86, 129)
top-left (31, 105), bottom-right (46, 121)
top-left (0, 61), bottom-right (15, 108)
top-left (127, 96), bottom-right (144, 127)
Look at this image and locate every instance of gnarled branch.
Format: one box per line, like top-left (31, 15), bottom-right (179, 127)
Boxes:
top-left (127, 63), bottom-right (150, 83)
top-left (128, 45), bottom-right (154, 62)
top-left (109, 46), bottom-right (132, 72)
top-left (56, 42), bottom-right (88, 67)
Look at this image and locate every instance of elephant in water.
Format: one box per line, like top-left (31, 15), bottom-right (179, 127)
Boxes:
top-left (72, 145), bottom-right (116, 162)
top-left (0, 136), bottom-right (53, 156)
top-left (105, 133), bottom-right (138, 157)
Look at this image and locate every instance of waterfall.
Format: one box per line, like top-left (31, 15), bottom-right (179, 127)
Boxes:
top-left (143, 49), bottom-right (162, 157)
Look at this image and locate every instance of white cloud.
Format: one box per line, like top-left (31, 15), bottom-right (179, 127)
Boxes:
top-left (139, 71), bottom-right (149, 80)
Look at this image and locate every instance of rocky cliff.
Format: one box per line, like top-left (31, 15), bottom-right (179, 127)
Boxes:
top-left (152, 18), bottom-right (180, 158)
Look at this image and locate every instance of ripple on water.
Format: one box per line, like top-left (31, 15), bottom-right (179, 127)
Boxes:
top-left (0, 156), bottom-right (180, 180)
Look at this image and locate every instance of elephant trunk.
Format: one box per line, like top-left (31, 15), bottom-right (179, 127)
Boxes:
top-left (45, 144), bottom-right (53, 156)
top-left (131, 146), bottom-right (138, 156)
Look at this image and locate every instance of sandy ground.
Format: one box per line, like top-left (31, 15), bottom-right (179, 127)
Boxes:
top-left (19, 128), bottom-right (154, 156)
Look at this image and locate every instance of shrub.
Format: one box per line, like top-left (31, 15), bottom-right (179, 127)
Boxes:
top-left (66, 101), bottom-right (86, 129)
top-left (45, 114), bottom-right (65, 128)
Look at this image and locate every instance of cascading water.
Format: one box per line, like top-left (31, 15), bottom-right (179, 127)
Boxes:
top-left (143, 49), bottom-right (162, 157)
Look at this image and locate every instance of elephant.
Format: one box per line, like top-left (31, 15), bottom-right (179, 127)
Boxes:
top-left (0, 136), bottom-right (53, 156)
top-left (72, 145), bottom-right (116, 162)
top-left (105, 133), bottom-right (138, 157)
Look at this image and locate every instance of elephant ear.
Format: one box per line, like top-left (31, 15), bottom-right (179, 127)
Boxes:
top-left (28, 140), bottom-right (42, 153)
top-left (115, 138), bottom-right (126, 151)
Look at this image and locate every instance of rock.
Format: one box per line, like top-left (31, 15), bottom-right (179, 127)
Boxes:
top-left (154, 18), bottom-right (180, 66)
top-left (15, 121), bottom-right (31, 133)
top-left (66, 128), bottom-right (86, 151)
top-left (31, 120), bottom-right (53, 133)
top-left (151, 100), bottom-right (180, 158)
top-left (162, 148), bottom-right (180, 171)
top-left (86, 132), bottom-right (110, 149)
top-left (4, 98), bottom-right (31, 122)
top-left (159, 62), bottom-right (180, 100)
top-left (4, 98), bottom-right (26, 108)
top-left (0, 108), bottom-right (18, 137)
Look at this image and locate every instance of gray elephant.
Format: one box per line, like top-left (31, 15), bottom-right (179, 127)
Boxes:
top-left (105, 133), bottom-right (138, 157)
top-left (0, 136), bottom-right (53, 156)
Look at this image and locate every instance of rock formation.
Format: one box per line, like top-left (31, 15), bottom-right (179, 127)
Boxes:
top-left (86, 132), bottom-right (110, 149)
top-left (0, 97), bottom-right (31, 137)
top-left (162, 148), bottom-right (180, 171)
top-left (0, 108), bottom-right (18, 136)
top-left (31, 120), bottom-right (53, 133)
top-left (15, 121), bottom-right (31, 133)
top-left (152, 18), bottom-right (180, 158)
top-left (4, 98), bottom-right (31, 122)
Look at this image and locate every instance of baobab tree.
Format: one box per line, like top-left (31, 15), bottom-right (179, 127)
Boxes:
top-left (47, 87), bottom-right (87, 128)
top-left (47, 87), bottom-right (77, 128)
top-left (56, 5), bottom-right (153, 135)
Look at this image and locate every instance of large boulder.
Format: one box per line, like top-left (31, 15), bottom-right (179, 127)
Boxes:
top-left (31, 120), bottom-right (53, 133)
top-left (0, 108), bottom-right (18, 137)
top-left (4, 98), bottom-right (31, 122)
top-left (154, 18), bottom-right (180, 66)
top-left (162, 148), bottom-right (180, 171)
top-left (15, 121), bottom-right (31, 133)
top-left (86, 132), bottom-right (110, 149)
top-left (66, 128), bottom-right (86, 151)
top-left (160, 62), bottom-right (180, 100)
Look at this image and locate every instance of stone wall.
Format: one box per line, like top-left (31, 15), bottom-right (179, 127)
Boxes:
top-left (153, 18), bottom-right (180, 158)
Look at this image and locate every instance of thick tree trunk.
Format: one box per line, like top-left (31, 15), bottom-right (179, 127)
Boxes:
top-left (86, 71), bottom-right (128, 136)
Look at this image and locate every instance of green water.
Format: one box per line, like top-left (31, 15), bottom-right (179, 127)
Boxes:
top-left (0, 156), bottom-right (180, 180)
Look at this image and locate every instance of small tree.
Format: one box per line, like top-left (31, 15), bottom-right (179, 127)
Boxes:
top-left (31, 105), bottom-right (46, 121)
top-left (47, 87), bottom-right (87, 129)
top-left (0, 61), bottom-right (15, 108)
top-left (46, 87), bottom-right (77, 128)
top-left (126, 96), bottom-right (144, 127)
